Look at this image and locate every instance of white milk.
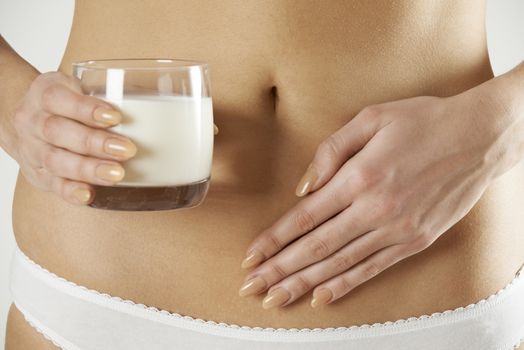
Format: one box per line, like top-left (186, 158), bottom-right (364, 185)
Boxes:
top-left (100, 95), bottom-right (214, 187)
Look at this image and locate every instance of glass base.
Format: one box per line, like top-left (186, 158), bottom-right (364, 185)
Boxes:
top-left (88, 177), bottom-right (210, 211)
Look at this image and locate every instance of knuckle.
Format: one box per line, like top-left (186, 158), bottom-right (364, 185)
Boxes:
top-left (42, 115), bottom-right (59, 142)
top-left (72, 155), bottom-right (90, 180)
top-left (28, 167), bottom-right (51, 192)
top-left (332, 253), bottom-right (355, 271)
top-left (43, 147), bottom-right (59, 172)
top-left (318, 134), bottom-right (342, 162)
top-left (269, 263), bottom-right (287, 280)
top-left (303, 236), bottom-right (331, 261)
top-left (64, 74), bottom-right (83, 91)
top-left (410, 232), bottom-right (433, 252)
top-left (393, 229), bottom-right (416, 245)
top-left (42, 71), bottom-right (64, 80)
top-left (293, 208), bottom-right (316, 232)
top-left (263, 231), bottom-right (283, 251)
top-left (31, 73), bottom-right (52, 89)
top-left (398, 215), bottom-right (419, 234)
top-left (72, 94), bottom-right (88, 118)
top-left (329, 183), bottom-right (352, 208)
top-left (378, 194), bottom-right (402, 218)
top-left (81, 129), bottom-right (98, 154)
top-left (32, 73), bottom-right (66, 94)
top-left (361, 104), bottom-right (382, 119)
top-left (293, 274), bottom-right (312, 294)
top-left (41, 84), bottom-right (61, 110)
top-left (362, 261), bottom-right (381, 279)
top-left (330, 191), bottom-right (347, 209)
top-left (352, 167), bottom-right (375, 192)
top-left (338, 275), bottom-right (353, 293)
top-left (35, 165), bottom-right (48, 177)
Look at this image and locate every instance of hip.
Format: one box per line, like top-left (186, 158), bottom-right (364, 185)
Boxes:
top-left (10, 160), bottom-right (524, 329)
top-left (7, 246), bottom-right (524, 349)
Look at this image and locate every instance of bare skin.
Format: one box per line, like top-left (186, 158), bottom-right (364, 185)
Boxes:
top-left (3, 0), bottom-right (524, 348)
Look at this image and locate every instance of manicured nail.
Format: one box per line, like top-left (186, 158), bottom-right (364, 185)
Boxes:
top-left (73, 188), bottom-right (91, 203)
top-left (311, 288), bottom-right (333, 308)
top-left (239, 276), bottom-right (267, 297)
top-left (262, 287), bottom-right (291, 309)
top-left (241, 249), bottom-right (265, 269)
top-left (214, 124), bottom-right (219, 135)
top-left (95, 164), bottom-right (125, 182)
top-left (295, 163), bottom-right (318, 197)
top-left (93, 107), bottom-right (122, 126)
top-left (104, 137), bottom-right (137, 158)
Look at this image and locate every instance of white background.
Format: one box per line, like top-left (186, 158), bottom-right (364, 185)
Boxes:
top-left (0, 0), bottom-right (523, 346)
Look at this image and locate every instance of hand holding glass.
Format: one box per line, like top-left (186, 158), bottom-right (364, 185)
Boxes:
top-left (73, 59), bottom-right (214, 211)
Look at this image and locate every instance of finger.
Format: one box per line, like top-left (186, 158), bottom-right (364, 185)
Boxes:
top-left (241, 200), bottom-right (376, 284)
top-left (241, 174), bottom-right (354, 269)
top-left (311, 243), bottom-right (409, 306)
top-left (41, 115), bottom-right (137, 161)
top-left (295, 104), bottom-right (387, 197)
top-left (257, 229), bottom-right (392, 308)
top-left (214, 123), bottom-right (219, 135)
top-left (48, 175), bottom-right (95, 206)
top-left (39, 83), bottom-right (122, 128)
top-left (42, 146), bottom-right (126, 186)
top-left (24, 165), bottom-right (94, 205)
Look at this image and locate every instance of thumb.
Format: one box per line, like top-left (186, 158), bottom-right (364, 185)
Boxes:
top-left (295, 105), bottom-right (384, 197)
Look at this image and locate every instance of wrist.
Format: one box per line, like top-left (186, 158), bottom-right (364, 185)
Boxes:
top-left (490, 61), bottom-right (524, 116)
top-left (469, 61), bottom-right (524, 180)
top-left (0, 36), bottom-right (40, 163)
top-left (0, 112), bottom-right (20, 162)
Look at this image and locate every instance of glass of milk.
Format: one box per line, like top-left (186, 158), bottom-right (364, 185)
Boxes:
top-left (73, 59), bottom-right (214, 211)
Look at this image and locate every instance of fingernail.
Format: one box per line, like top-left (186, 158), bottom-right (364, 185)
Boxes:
top-left (295, 163), bottom-right (318, 197)
top-left (262, 287), bottom-right (291, 309)
top-left (104, 137), bottom-right (137, 158)
top-left (95, 164), bottom-right (125, 182)
top-left (238, 276), bottom-right (267, 297)
top-left (93, 107), bottom-right (122, 125)
top-left (73, 188), bottom-right (91, 203)
top-left (214, 124), bottom-right (219, 135)
top-left (241, 249), bottom-right (265, 269)
top-left (311, 288), bottom-right (333, 308)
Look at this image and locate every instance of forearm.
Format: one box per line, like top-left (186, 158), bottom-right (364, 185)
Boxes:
top-left (472, 60), bottom-right (524, 180)
top-left (0, 35), bottom-right (40, 161)
top-left (493, 60), bottom-right (524, 120)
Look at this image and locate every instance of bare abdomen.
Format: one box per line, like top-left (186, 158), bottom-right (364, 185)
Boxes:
top-left (9, 0), bottom-right (524, 335)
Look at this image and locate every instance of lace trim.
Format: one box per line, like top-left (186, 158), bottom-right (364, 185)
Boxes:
top-left (17, 247), bottom-right (524, 334)
top-left (18, 307), bottom-right (66, 350)
top-left (17, 303), bottom-right (524, 350)
top-left (17, 304), bottom-right (524, 350)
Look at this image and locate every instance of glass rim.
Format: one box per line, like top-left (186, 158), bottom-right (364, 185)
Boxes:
top-left (72, 58), bottom-right (208, 71)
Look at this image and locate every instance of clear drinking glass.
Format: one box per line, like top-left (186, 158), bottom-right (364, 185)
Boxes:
top-left (72, 59), bottom-right (214, 211)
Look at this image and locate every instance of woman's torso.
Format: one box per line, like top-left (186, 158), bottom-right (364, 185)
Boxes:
top-left (11, 0), bottom-right (524, 332)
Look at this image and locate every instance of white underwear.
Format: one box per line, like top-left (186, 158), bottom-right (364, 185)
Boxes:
top-left (9, 246), bottom-right (524, 350)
